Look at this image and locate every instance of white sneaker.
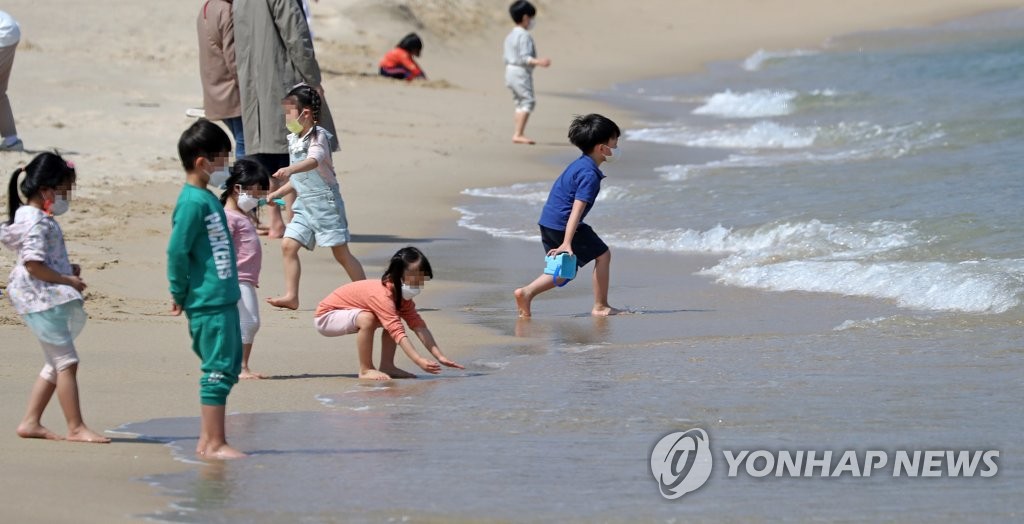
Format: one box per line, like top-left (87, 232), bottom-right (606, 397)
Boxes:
top-left (185, 108), bottom-right (206, 118)
top-left (0, 138), bottom-right (23, 152)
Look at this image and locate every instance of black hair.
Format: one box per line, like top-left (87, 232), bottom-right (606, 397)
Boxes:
top-left (568, 113), bottom-right (621, 154)
top-left (178, 118), bottom-right (232, 172)
top-left (283, 84), bottom-right (322, 140)
top-left (381, 246), bottom-right (433, 312)
top-left (219, 158), bottom-right (270, 207)
top-left (397, 33), bottom-right (423, 56)
top-left (7, 152), bottom-right (77, 223)
top-left (509, 1), bottom-right (536, 24)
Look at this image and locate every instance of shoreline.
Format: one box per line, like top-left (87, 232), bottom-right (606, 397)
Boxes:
top-left (0, 1), bottom-right (1022, 521)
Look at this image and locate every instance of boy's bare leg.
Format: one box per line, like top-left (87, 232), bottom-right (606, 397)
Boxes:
top-left (514, 274), bottom-right (558, 317)
top-left (239, 343), bottom-right (265, 379)
top-left (197, 404), bottom-right (245, 460)
top-left (512, 111), bottom-right (535, 144)
top-left (591, 250), bottom-right (623, 316)
top-left (378, 331), bottom-right (416, 378)
top-left (330, 244), bottom-right (367, 281)
top-left (17, 376), bottom-right (62, 440)
top-left (55, 365), bottom-right (110, 443)
top-left (267, 238), bottom-right (302, 310)
top-left (355, 312), bottom-right (390, 380)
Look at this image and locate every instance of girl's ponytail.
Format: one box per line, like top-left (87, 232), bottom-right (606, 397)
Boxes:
top-left (7, 167), bottom-right (24, 224)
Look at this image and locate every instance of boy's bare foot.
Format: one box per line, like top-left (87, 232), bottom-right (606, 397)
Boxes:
top-left (512, 135), bottom-right (536, 145)
top-left (592, 306), bottom-right (626, 317)
top-left (197, 443), bottom-right (246, 460)
top-left (514, 288), bottom-right (533, 317)
top-left (266, 295), bottom-right (298, 310)
top-left (379, 366), bottom-right (416, 379)
top-left (66, 427), bottom-right (111, 443)
top-left (16, 422), bottom-right (62, 441)
top-left (240, 369), bottom-right (266, 380)
top-left (359, 369), bottom-right (392, 381)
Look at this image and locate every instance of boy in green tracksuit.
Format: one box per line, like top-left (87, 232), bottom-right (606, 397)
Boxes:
top-left (167, 119), bottom-right (245, 460)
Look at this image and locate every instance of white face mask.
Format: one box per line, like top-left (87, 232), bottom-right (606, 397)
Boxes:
top-left (237, 192), bottom-right (260, 212)
top-left (603, 145), bottom-right (620, 164)
top-left (401, 283), bottom-right (422, 300)
top-left (526, 18), bottom-right (536, 30)
top-left (207, 166), bottom-right (230, 189)
top-left (49, 195), bottom-right (70, 216)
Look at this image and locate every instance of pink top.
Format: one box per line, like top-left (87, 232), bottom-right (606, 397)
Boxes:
top-left (315, 279), bottom-right (426, 344)
top-left (225, 209), bottom-right (261, 286)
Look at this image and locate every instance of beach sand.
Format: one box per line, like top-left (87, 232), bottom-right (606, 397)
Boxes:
top-left (1, 0), bottom-right (1022, 521)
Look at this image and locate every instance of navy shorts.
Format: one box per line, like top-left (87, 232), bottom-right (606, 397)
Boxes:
top-left (540, 223), bottom-right (609, 268)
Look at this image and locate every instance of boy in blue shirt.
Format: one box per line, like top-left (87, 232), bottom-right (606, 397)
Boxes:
top-left (514, 114), bottom-right (623, 317)
top-left (167, 119), bottom-right (245, 459)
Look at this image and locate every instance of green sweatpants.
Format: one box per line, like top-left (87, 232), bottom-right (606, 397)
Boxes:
top-left (185, 305), bottom-right (242, 406)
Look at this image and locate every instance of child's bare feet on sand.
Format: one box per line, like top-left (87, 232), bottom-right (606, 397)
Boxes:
top-left (379, 366), bottom-right (416, 379)
top-left (66, 427), bottom-right (111, 443)
top-left (512, 135), bottom-right (536, 145)
top-left (359, 369), bottom-right (392, 381)
top-left (592, 306), bottom-right (627, 317)
top-left (239, 369), bottom-right (267, 380)
top-left (266, 295), bottom-right (298, 310)
top-left (16, 422), bottom-right (62, 441)
top-left (197, 443), bottom-right (246, 460)
top-left (514, 288), bottom-right (533, 317)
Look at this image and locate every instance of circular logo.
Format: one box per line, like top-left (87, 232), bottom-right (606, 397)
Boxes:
top-left (651, 428), bottom-right (713, 499)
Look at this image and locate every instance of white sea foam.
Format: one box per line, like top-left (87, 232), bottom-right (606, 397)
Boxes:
top-left (462, 183), bottom-right (635, 203)
top-left (693, 89), bottom-right (799, 118)
top-left (453, 206), bottom-right (538, 242)
top-left (743, 48), bottom-right (820, 71)
top-left (626, 121), bottom-right (816, 149)
top-left (704, 259), bottom-right (1021, 314)
top-left (597, 219), bottom-right (1022, 313)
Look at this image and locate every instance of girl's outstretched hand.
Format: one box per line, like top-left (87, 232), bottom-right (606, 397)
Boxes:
top-left (438, 356), bottom-right (465, 370)
top-left (272, 168), bottom-right (291, 180)
top-left (416, 358), bottom-right (442, 374)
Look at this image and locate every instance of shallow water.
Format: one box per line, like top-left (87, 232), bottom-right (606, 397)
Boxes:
top-left (120, 10), bottom-right (1024, 522)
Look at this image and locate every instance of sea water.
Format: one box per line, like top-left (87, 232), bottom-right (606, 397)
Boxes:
top-left (459, 9), bottom-right (1024, 316)
top-left (120, 10), bottom-right (1024, 522)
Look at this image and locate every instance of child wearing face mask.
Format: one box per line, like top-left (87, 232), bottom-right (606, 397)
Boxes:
top-left (514, 114), bottom-right (625, 318)
top-left (167, 119), bottom-right (246, 460)
top-left (314, 247), bottom-right (464, 380)
top-left (266, 83), bottom-right (365, 310)
top-left (1, 152), bottom-right (110, 444)
top-left (220, 159), bottom-right (270, 379)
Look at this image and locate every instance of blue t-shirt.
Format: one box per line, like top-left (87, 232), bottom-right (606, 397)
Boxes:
top-left (538, 155), bottom-right (605, 231)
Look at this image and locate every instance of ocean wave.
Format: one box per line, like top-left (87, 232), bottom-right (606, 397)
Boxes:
top-left (693, 89), bottom-right (799, 118)
top-left (743, 48), bottom-right (820, 71)
top-left (626, 121), bottom-right (817, 149)
top-left (462, 183), bottom-right (636, 203)
top-left (702, 259), bottom-right (1021, 314)
top-left (606, 220), bottom-right (1024, 313)
top-left (453, 206), bottom-right (538, 242)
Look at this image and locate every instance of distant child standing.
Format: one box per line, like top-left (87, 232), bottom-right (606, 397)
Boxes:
top-left (1, 152), bottom-right (109, 443)
top-left (503, 1), bottom-right (550, 145)
top-left (220, 159), bottom-right (270, 379)
top-left (379, 33), bottom-right (426, 81)
top-left (314, 247), bottom-right (464, 380)
top-left (167, 119), bottom-right (245, 460)
top-left (266, 84), bottom-right (365, 310)
top-left (514, 114), bottom-right (624, 317)
top-left (197, 0), bottom-right (244, 158)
